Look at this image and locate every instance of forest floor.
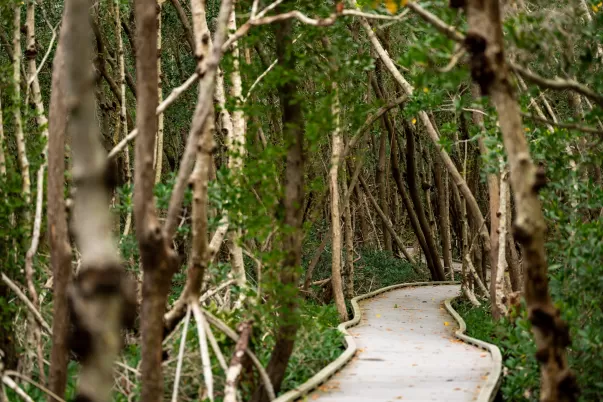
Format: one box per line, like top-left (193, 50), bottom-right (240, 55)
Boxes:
top-left (306, 284), bottom-right (496, 402)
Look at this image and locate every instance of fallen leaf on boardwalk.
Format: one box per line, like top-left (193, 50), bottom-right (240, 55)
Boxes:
top-left (454, 387), bottom-right (461, 391)
top-left (311, 394), bottom-right (319, 400)
top-left (480, 353), bottom-right (487, 357)
top-left (395, 397), bottom-right (404, 400)
top-left (412, 363), bottom-right (418, 366)
top-left (386, 328), bottom-right (393, 331)
top-left (482, 375), bottom-right (489, 380)
top-left (376, 314), bottom-right (381, 318)
top-left (444, 321), bottom-right (450, 326)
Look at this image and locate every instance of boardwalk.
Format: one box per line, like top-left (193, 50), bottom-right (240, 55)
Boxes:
top-left (307, 285), bottom-right (496, 402)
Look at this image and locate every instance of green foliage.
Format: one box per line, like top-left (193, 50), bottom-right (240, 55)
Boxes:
top-left (453, 299), bottom-right (540, 401)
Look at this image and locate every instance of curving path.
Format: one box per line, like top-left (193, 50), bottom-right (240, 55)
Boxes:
top-left (306, 285), bottom-right (497, 402)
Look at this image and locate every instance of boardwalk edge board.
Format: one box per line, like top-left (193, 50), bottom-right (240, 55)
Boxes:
top-left (444, 296), bottom-right (503, 402)
top-left (274, 280), bottom-right (458, 402)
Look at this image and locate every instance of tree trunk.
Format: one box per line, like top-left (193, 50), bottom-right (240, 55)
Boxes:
top-left (63, 1), bottom-right (135, 400)
top-left (252, 16), bottom-right (305, 401)
top-left (155, 0), bottom-right (164, 183)
top-left (47, 17), bottom-right (73, 401)
top-left (494, 169), bottom-right (509, 316)
top-left (134, 2), bottom-right (176, 400)
top-left (329, 82), bottom-right (348, 322)
top-left (13, 5), bottom-right (31, 209)
top-left (405, 124), bottom-right (446, 281)
top-left (464, 0), bottom-right (578, 397)
top-left (434, 159), bottom-right (453, 279)
top-left (377, 131), bottom-right (392, 252)
top-left (344, 164), bottom-right (355, 299)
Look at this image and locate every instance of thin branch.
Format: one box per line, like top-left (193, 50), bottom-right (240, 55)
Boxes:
top-left (1, 273), bottom-right (51, 333)
top-left (343, 95), bottom-right (408, 161)
top-left (191, 301), bottom-right (214, 402)
top-left (204, 319), bottom-right (228, 372)
top-left (3, 371), bottom-right (66, 402)
top-left (27, 22), bottom-right (59, 86)
top-left (2, 375), bottom-right (34, 402)
top-left (510, 63), bottom-right (603, 108)
top-left (203, 310), bottom-right (276, 401)
top-left (521, 112), bottom-right (603, 135)
top-left (406, 2), bottom-right (603, 108)
top-left (108, 72), bottom-right (200, 160)
top-left (170, 305), bottom-right (191, 402)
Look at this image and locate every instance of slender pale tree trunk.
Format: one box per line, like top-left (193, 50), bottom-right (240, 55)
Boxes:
top-left (63, 1), bottom-right (135, 400)
top-left (13, 5), bottom-right (31, 208)
top-left (434, 159), bottom-right (453, 278)
top-left (226, 5), bottom-right (247, 303)
top-left (0, 93), bottom-right (5, 176)
top-left (24, 1), bottom-right (48, 381)
top-left (505, 193), bottom-right (522, 292)
top-left (494, 169), bottom-right (509, 316)
top-left (329, 82), bottom-right (348, 322)
top-left (155, 0), bottom-right (164, 183)
top-left (464, 0), bottom-right (578, 397)
top-left (114, 0), bottom-right (132, 237)
top-left (344, 164), bottom-right (355, 299)
top-left (471, 85), bottom-right (501, 316)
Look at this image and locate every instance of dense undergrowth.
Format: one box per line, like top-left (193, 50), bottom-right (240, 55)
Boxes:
top-left (4, 248), bottom-right (422, 401)
top-left (454, 295), bottom-right (603, 402)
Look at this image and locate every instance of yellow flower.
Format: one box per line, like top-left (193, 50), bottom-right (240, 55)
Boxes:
top-left (423, 87), bottom-right (429, 93)
top-left (385, 0), bottom-right (398, 13)
top-left (592, 4), bottom-right (598, 12)
top-left (524, 127), bottom-right (530, 132)
top-left (412, 118), bottom-right (417, 125)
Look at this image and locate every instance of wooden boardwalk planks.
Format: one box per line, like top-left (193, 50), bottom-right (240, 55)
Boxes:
top-left (307, 285), bottom-right (496, 402)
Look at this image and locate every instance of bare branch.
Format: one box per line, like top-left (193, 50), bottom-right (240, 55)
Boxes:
top-left (203, 310), bottom-right (276, 400)
top-left (1, 273), bottom-right (51, 334)
top-left (2, 375), bottom-right (34, 402)
top-left (521, 112), bottom-right (603, 135)
top-left (510, 63), bottom-right (603, 108)
top-left (191, 301), bottom-right (214, 402)
top-left (223, 321), bottom-right (252, 402)
top-left (3, 371), bottom-right (66, 402)
top-left (108, 72), bottom-right (200, 160)
top-left (170, 305), bottom-right (190, 402)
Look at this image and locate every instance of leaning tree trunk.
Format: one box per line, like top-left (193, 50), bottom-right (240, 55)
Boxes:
top-left (463, 0), bottom-right (578, 398)
top-left (405, 124), bottom-right (446, 281)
